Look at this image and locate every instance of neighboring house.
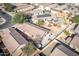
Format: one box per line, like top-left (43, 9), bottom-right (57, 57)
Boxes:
top-left (14, 4), bottom-right (35, 13)
top-left (0, 27), bottom-right (28, 56)
top-left (14, 22), bottom-right (50, 40)
top-left (32, 8), bottom-right (67, 26)
top-left (14, 22), bottom-right (50, 48)
top-left (46, 3), bottom-right (68, 11)
top-left (65, 24), bottom-right (79, 47)
top-left (33, 9), bottom-right (51, 18)
top-left (66, 34), bottom-right (79, 52)
top-left (59, 24), bottom-right (79, 52)
top-left (50, 43), bottom-right (78, 56)
top-left (41, 40), bottom-right (78, 56)
top-left (32, 10), bottom-right (52, 24)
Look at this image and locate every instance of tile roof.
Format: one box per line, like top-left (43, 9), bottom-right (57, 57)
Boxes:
top-left (70, 35), bottom-right (79, 49)
top-left (14, 23), bottom-right (50, 40)
top-left (50, 43), bottom-right (78, 56)
top-left (9, 27), bottom-right (28, 45)
top-left (0, 28), bottom-right (28, 55)
top-left (0, 29), bottom-right (21, 55)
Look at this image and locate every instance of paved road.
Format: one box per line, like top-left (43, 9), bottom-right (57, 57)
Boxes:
top-left (0, 12), bottom-right (13, 30)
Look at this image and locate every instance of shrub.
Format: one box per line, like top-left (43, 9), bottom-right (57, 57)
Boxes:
top-left (37, 20), bottom-right (44, 26)
top-left (22, 42), bottom-right (36, 56)
top-left (3, 3), bottom-right (15, 12)
top-left (64, 30), bottom-right (70, 36)
top-left (12, 12), bottom-right (29, 24)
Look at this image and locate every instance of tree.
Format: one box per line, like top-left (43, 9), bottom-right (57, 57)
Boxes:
top-left (22, 42), bottom-right (36, 56)
top-left (12, 12), bottom-right (29, 24)
top-left (72, 15), bottom-right (79, 24)
top-left (37, 20), bottom-right (44, 26)
top-left (3, 3), bottom-right (15, 12)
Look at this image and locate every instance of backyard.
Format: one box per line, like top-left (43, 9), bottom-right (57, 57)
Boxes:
top-left (72, 15), bottom-right (79, 24)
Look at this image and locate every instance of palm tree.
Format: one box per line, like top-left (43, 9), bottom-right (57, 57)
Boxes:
top-left (12, 12), bottom-right (29, 24)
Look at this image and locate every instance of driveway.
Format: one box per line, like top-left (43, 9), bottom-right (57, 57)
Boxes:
top-left (0, 11), bottom-right (13, 30)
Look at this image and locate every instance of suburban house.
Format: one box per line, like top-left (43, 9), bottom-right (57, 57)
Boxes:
top-left (41, 40), bottom-right (78, 56)
top-left (14, 4), bottom-right (35, 13)
top-left (50, 43), bottom-right (78, 56)
top-left (64, 24), bottom-right (79, 52)
top-left (32, 9), bottom-right (52, 23)
top-left (0, 27), bottom-right (28, 56)
top-left (65, 34), bottom-right (79, 52)
top-left (32, 7), bottom-right (69, 27)
top-left (14, 22), bottom-right (50, 48)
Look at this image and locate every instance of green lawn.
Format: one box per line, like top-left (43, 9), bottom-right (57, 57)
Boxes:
top-left (72, 15), bottom-right (79, 24)
top-left (64, 30), bottom-right (70, 36)
top-left (37, 20), bottom-right (44, 26)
